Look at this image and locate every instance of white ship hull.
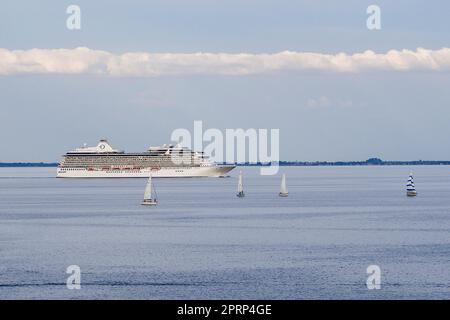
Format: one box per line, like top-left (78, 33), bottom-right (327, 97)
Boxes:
top-left (56, 165), bottom-right (235, 178)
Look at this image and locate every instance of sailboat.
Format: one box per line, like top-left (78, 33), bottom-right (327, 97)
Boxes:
top-left (236, 171), bottom-right (245, 197)
top-left (141, 175), bottom-right (158, 205)
top-left (279, 173), bottom-right (288, 197)
top-left (406, 173), bottom-right (417, 197)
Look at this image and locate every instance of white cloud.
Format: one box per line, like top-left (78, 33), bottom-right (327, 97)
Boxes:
top-left (306, 96), bottom-right (353, 108)
top-left (306, 96), bottom-right (331, 108)
top-left (1, 47), bottom-right (450, 76)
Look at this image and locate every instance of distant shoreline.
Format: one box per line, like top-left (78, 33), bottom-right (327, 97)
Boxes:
top-left (2, 158), bottom-right (450, 168)
top-left (236, 158), bottom-right (450, 166)
top-left (236, 161), bottom-right (450, 167)
top-left (0, 163), bottom-right (59, 167)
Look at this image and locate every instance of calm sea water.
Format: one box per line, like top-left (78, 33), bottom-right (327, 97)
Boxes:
top-left (0, 166), bottom-right (449, 299)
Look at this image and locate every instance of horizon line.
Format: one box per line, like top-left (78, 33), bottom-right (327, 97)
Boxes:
top-left (2, 159), bottom-right (450, 168)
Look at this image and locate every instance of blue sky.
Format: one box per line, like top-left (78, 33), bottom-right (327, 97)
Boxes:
top-left (1, 0), bottom-right (449, 161)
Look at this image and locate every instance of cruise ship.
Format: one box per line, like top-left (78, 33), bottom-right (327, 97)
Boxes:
top-left (57, 139), bottom-right (235, 178)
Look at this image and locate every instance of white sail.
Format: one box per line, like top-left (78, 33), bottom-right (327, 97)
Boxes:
top-left (142, 175), bottom-right (158, 205)
top-left (238, 171), bottom-right (244, 193)
top-left (406, 172), bottom-right (417, 196)
top-left (143, 176), bottom-right (153, 200)
top-left (279, 173), bottom-right (288, 196)
top-left (280, 174), bottom-right (288, 193)
top-left (237, 171), bottom-right (244, 197)
top-left (407, 173), bottom-right (415, 190)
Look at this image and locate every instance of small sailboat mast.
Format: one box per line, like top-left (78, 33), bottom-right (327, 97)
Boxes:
top-left (406, 172), bottom-right (417, 197)
top-left (142, 175), bottom-right (158, 205)
top-left (237, 171), bottom-right (245, 197)
top-left (279, 173), bottom-right (288, 197)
